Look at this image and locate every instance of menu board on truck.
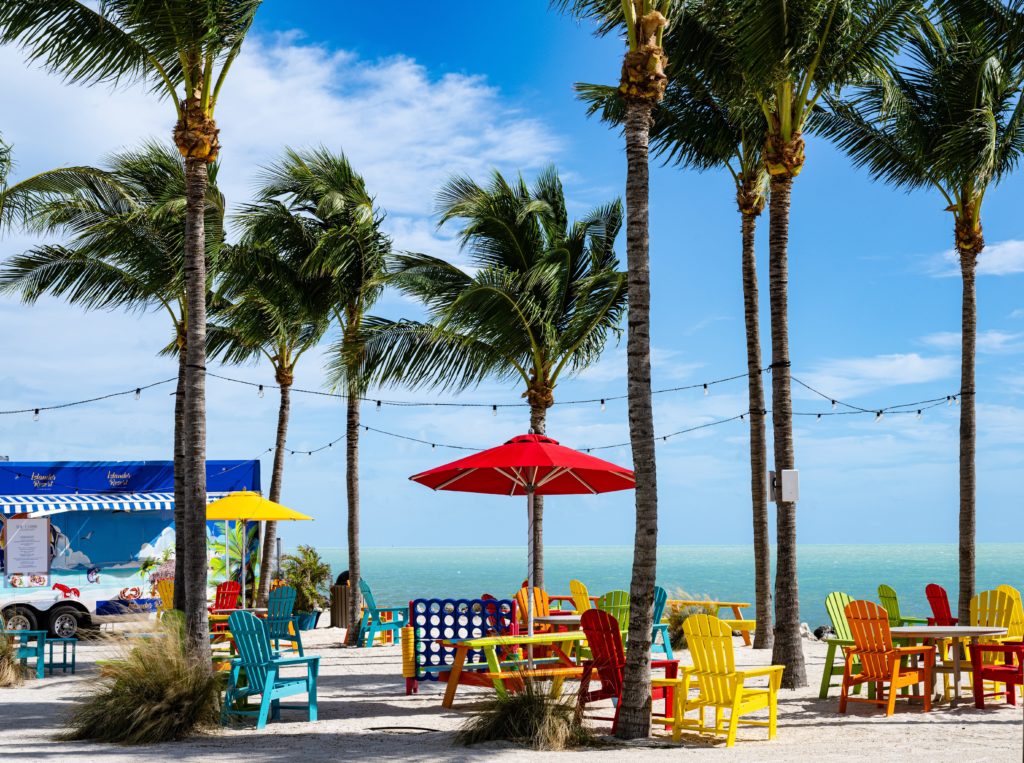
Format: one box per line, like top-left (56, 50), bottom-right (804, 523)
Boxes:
top-left (4, 515), bottom-right (50, 588)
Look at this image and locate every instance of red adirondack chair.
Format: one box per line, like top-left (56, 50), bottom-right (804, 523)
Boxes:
top-left (576, 609), bottom-right (678, 733)
top-left (969, 641), bottom-right (1024, 708)
top-left (925, 584), bottom-right (958, 626)
top-left (209, 581), bottom-right (241, 632)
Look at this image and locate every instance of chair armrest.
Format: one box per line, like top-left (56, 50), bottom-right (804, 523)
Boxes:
top-left (895, 645), bottom-right (935, 657)
top-left (970, 642), bottom-right (1024, 656)
top-left (737, 665), bottom-right (785, 679)
top-left (825, 637), bottom-right (854, 646)
top-left (274, 656), bottom-right (321, 667)
top-left (651, 659), bottom-right (679, 670)
top-left (376, 607), bottom-right (409, 616)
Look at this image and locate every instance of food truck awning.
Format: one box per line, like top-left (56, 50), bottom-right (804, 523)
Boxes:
top-left (0, 491), bottom-right (232, 515)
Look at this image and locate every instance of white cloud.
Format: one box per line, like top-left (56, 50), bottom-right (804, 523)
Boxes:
top-left (922, 330), bottom-right (1024, 354)
top-left (931, 239), bottom-right (1024, 277)
top-left (797, 353), bottom-right (958, 400)
top-left (576, 347), bottom-right (702, 385)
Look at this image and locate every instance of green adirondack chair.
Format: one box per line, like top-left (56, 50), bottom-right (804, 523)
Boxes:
top-left (356, 579), bottom-right (408, 647)
top-left (819, 592), bottom-right (865, 699)
top-left (651, 586), bottom-right (674, 659)
top-left (266, 585), bottom-right (303, 656)
top-left (222, 611), bottom-right (319, 729)
top-left (878, 584), bottom-right (929, 627)
top-left (597, 590), bottom-right (630, 641)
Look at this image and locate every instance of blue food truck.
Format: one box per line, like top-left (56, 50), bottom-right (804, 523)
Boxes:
top-left (0, 460), bottom-right (260, 637)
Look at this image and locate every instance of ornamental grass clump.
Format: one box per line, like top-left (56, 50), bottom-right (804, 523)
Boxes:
top-left (0, 633), bottom-right (27, 687)
top-left (61, 615), bottom-right (223, 744)
top-left (456, 677), bottom-right (593, 751)
top-left (667, 590), bottom-right (716, 651)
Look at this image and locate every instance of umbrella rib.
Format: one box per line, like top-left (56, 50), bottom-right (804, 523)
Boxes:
top-left (435, 469), bottom-right (478, 491)
top-left (494, 467), bottom-right (527, 493)
top-left (565, 469), bottom-right (599, 495)
top-left (609, 470), bottom-right (636, 484)
top-left (535, 467), bottom-right (568, 488)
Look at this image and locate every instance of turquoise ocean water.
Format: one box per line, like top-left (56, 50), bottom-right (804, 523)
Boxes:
top-left (315, 544), bottom-right (1024, 626)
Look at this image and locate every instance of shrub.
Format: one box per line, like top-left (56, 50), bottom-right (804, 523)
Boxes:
top-left (0, 633), bottom-right (27, 687)
top-left (456, 677), bottom-right (593, 751)
top-left (666, 590), bottom-right (717, 651)
top-left (280, 545), bottom-right (331, 612)
top-left (61, 615), bottom-right (223, 744)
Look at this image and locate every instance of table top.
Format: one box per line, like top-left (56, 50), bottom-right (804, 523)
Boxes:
top-left (668, 600), bottom-right (749, 608)
top-left (890, 625), bottom-right (1009, 639)
top-left (534, 615), bottom-right (582, 626)
top-left (446, 630), bottom-right (587, 648)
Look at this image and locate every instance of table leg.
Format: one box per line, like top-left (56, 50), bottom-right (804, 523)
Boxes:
top-left (442, 646), bottom-right (468, 709)
top-left (732, 606), bottom-right (751, 647)
top-left (951, 639), bottom-right (962, 707)
top-left (483, 644), bottom-right (509, 699)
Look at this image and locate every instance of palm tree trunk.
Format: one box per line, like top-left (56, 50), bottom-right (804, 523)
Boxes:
top-left (173, 338), bottom-right (187, 612)
top-left (957, 253), bottom-right (978, 623)
top-left (256, 379), bottom-right (291, 607)
top-left (181, 156), bottom-right (211, 664)
top-left (767, 175), bottom-right (806, 688)
top-left (344, 385), bottom-right (362, 646)
top-left (617, 99), bottom-right (659, 740)
top-left (529, 403), bottom-right (547, 591)
top-left (742, 211), bottom-right (773, 650)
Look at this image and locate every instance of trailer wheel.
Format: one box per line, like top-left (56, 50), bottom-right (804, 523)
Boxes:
top-left (48, 606), bottom-right (81, 638)
top-left (1, 606), bottom-right (38, 631)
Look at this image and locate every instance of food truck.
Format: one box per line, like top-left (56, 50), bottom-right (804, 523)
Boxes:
top-left (0, 460), bottom-right (260, 637)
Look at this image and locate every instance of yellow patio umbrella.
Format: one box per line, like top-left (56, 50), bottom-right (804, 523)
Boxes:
top-left (205, 491), bottom-right (313, 604)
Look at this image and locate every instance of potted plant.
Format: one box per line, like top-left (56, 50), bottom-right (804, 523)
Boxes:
top-left (280, 545), bottom-right (331, 630)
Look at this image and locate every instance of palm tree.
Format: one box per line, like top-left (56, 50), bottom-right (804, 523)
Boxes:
top-left (0, 142), bottom-right (224, 613)
top-left (553, 0), bottom-right (679, 737)
top-left (0, 0), bottom-right (261, 660)
top-left (816, 0), bottom-right (1024, 622)
top-left (355, 167), bottom-right (626, 592)
top-left (579, 11), bottom-right (774, 649)
top-left (721, 0), bottom-right (916, 687)
top-left (251, 148), bottom-right (391, 646)
top-left (208, 221), bottom-right (334, 607)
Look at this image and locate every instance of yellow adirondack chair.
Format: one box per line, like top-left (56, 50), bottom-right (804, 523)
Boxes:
top-left (155, 578), bottom-right (174, 620)
top-left (570, 579), bottom-right (592, 614)
top-left (677, 614), bottom-right (784, 747)
top-left (996, 585), bottom-right (1024, 641)
top-left (969, 589), bottom-right (1017, 697)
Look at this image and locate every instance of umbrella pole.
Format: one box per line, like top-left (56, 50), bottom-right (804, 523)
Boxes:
top-left (241, 519), bottom-right (247, 607)
top-left (527, 488), bottom-right (535, 667)
top-left (225, 520), bottom-right (230, 585)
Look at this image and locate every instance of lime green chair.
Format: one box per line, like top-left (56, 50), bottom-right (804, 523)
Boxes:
top-left (878, 584), bottom-right (928, 627)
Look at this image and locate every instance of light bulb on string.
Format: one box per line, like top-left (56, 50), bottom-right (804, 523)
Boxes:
top-left (258, 384), bottom-right (264, 399)
top-left (492, 405), bottom-right (497, 417)
top-left (600, 399), bottom-right (605, 412)
top-left (703, 384), bottom-right (709, 396)
top-left (376, 400), bottom-right (381, 413)
top-left (916, 410), bottom-right (923, 419)
top-left (831, 400), bottom-right (837, 410)
top-left (33, 409), bottom-right (39, 422)
top-left (816, 413), bottom-right (822, 421)
top-left (875, 411), bottom-right (884, 422)
top-left (947, 396), bottom-right (952, 406)
top-left (134, 388), bottom-right (141, 401)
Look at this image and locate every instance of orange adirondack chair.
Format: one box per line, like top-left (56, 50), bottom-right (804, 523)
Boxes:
top-left (515, 587), bottom-right (553, 634)
top-left (840, 600), bottom-right (934, 716)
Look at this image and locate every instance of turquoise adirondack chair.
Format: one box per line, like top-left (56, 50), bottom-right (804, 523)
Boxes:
top-left (651, 586), bottom-right (674, 659)
top-left (222, 611), bottom-right (319, 730)
top-left (266, 585), bottom-right (303, 656)
top-left (356, 579), bottom-right (408, 647)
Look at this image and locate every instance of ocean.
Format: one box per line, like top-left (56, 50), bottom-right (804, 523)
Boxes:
top-left (314, 543), bottom-right (1024, 627)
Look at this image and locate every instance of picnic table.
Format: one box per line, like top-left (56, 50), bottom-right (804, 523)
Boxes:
top-left (890, 625), bottom-right (1008, 707)
top-left (440, 630), bottom-right (588, 708)
top-left (1, 629), bottom-right (46, 679)
top-left (668, 600), bottom-right (755, 646)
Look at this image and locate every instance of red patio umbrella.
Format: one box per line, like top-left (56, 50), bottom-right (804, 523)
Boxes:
top-left (409, 432), bottom-right (635, 637)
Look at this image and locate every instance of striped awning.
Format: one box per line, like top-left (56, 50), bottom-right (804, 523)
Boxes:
top-left (0, 491), bottom-right (230, 515)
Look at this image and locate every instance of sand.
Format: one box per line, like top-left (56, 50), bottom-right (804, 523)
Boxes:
top-left (2, 625), bottom-right (1021, 762)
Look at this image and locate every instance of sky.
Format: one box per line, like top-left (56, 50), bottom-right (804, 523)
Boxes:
top-left (1, 1), bottom-right (1023, 553)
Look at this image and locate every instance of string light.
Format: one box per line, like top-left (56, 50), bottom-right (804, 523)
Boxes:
top-left (831, 400), bottom-right (837, 410)
top-left (875, 411), bottom-right (884, 422)
top-left (33, 409), bottom-right (39, 422)
top-left (134, 388), bottom-right (141, 401)
top-left (917, 410), bottom-right (923, 419)
top-left (258, 384), bottom-right (264, 399)
top-left (703, 384), bottom-right (709, 396)
top-left (376, 400), bottom-right (381, 413)
top-left (492, 405), bottom-right (497, 417)
top-left (600, 399), bottom-right (606, 412)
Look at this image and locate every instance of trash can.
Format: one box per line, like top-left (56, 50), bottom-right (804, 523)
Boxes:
top-left (330, 584), bottom-right (349, 629)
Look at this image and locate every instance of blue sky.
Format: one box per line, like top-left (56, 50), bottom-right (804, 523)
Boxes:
top-left (1, 1), bottom-right (1023, 552)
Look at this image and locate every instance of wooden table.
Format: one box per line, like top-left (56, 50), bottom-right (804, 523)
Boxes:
top-left (668, 600), bottom-right (755, 646)
top-left (1, 629), bottom-right (46, 679)
top-left (534, 614), bottom-right (582, 630)
top-left (440, 630), bottom-right (588, 708)
top-left (890, 625), bottom-right (1008, 706)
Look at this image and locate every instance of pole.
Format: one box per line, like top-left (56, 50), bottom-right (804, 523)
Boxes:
top-left (224, 519), bottom-right (230, 584)
top-left (527, 488), bottom-right (535, 667)
top-left (240, 519), bottom-right (247, 607)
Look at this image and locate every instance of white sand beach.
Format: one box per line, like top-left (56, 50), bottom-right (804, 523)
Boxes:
top-left (2, 627), bottom-right (1021, 762)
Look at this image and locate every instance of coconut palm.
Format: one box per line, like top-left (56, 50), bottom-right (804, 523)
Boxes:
top-left (552, 0), bottom-right (680, 737)
top-left (208, 219), bottom-right (335, 607)
top-left (0, 0), bottom-right (261, 659)
top-left (579, 11), bottom-right (774, 649)
top-left (354, 167), bottom-right (626, 592)
top-left (815, 0), bottom-right (1024, 622)
top-left (715, 0), bottom-right (917, 687)
top-left (0, 142), bottom-right (224, 614)
top-left (253, 148), bottom-right (391, 645)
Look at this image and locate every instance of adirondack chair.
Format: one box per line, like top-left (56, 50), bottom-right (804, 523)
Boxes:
top-left (222, 611), bottom-right (319, 729)
top-left (819, 592), bottom-right (866, 699)
top-left (651, 586), bottom-right (674, 659)
top-left (266, 585), bottom-right (303, 656)
top-left (839, 600), bottom-right (933, 716)
top-left (597, 590), bottom-right (630, 641)
top-left (877, 584), bottom-right (928, 627)
top-left (969, 641), bottom-right (1024, 708)
top-left (155, 578), bottom-right (174, 620)
top-left (996, 585), bottom-right (1024, 642)
top-left (925, 584), bottom-right (957, 625)
top-left (356, 580), bottom-right (408, 647)
top-left (210, 580), bottom-right (241, 612)
top-left (514, 587), bottom-right (553, 634)
top-left (681, 614), bottom-right (784, 747)
top-left (569, 579), bottom-right (592, 614)
top-left (965, 589), bottom-right (1017, 696)
top-left (576, 608), bottom-right (678, 733)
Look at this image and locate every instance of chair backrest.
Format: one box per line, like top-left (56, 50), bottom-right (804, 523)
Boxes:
top-left (580, 608), bottom-right (625, 696)
top-left (652, 586), bottom-right (668, 625)
top-left (229, 610), bottom-right (274, 688)
top-left (514, 587), bottom-right (550, 623)
top-left (267, 585), bottom-right (297, 624)
top-left (597, 590), bottom-right (630, 634)
top-left (845, 599), bottom-right (898, 680)
top-left (155, 578), bottom-right (174, 612)
top-left (570, 579), bottom-right (592, 613)
top-left (359, 579), bottom-right (378, 612)
top-left (970, 588), bottom-right (1015, 629)
top-left (683, 614), bottom-right (737, 705)
top-left (877, 584), bottom-right (903, 627)
top-left (925, 584), bottom-right (956, 626)
top-left (825, 592), bottom-right (855, 641)
top-left (214, 580), bottom-right (241, 610)
top-left (996, 585), bottom-right (1024, 640)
